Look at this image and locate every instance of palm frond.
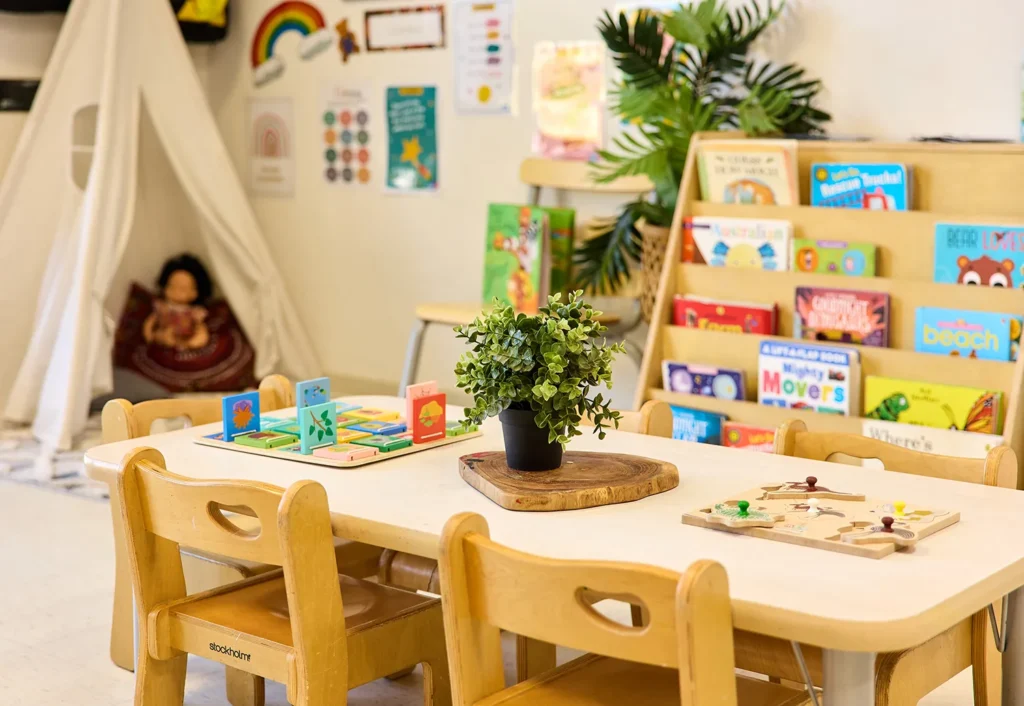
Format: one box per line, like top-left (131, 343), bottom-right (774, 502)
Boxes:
top-left (598, 10), bottom-right (673, 89)
top-left (571, 207), bottom-right (644, 295)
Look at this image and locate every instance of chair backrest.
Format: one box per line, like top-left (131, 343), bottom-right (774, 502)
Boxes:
top-left (116, 447), bottom-right (345, 681)
top-left (438, 513), bottom-right (739, 706)
top-left (101, 374), bottom-right (294, 442)
top-left (774, 419), bottom-right (1018, 488)
top-left (583, 400), bottom-right (673, 438)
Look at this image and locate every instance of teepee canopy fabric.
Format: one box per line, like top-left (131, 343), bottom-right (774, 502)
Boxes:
top-left (0, 0), bottom-right (320, 450)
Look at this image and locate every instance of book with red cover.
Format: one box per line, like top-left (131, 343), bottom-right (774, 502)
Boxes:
top-left (722, 422), bottom-right (775, 452)
top-left (794, 286), bottom-right (890, 348)
top-left (673, 294), bottom-right (777, 335)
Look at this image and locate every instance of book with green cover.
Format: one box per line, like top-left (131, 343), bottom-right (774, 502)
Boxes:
top-left (540, 207), bottom-right (575, 296)
top-left (483, 204), bottom-right (550, 314)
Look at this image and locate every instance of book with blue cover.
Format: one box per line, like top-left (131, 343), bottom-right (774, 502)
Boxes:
top-left (669, 405), bottom-right (726, 444)
top-left (757, 340), bottom-right (860, 416)
top-left (810, 163), bottom-right (910, 210)
top-left (915, 307), bottom-right (1021, 361)
top-left (662, 361), bottom-right (746, 401)
top-left (933, 222), bottom-right (1024, 289)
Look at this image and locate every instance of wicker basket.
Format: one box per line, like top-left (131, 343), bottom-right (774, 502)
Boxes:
top-left (639, 222), bottom-right (670, 322)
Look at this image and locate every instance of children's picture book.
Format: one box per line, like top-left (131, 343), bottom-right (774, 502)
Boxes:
top-left (296, 377), bottom-right (330, 409)
top-left (915, 307), bottom-right (1022, 362)
top-left (669, 405), bottom-right (726, 444)
top-left (791, 238), bottom-right (878, 277)
top-left (861, 419), bottom-right (1004, 459)
top-left (221, 391), bottom-right (261, 440)
top-left (672, 294), bottom-right (777, 335)
top-left (933, 223), bottom-right (1024, 289)
top-left (758, 340), bottom-right (860, 416)
top-left (682, 216), bottom-right (792, 270)
top-left (531, 41), bottom-right (604, 161)
top-left (662, 361), bottom-right (745, 401)
top-left (863, 376), bottom-right (1004, 435)
top-left (298, 401), bottom-right (338, 454)
top-left (540, 207), bottom-right (575, 296)
top-left (722, 422), bottom-right (775, 452)
top-left (483, 204), bottom-right (551, 314)
top-left (697, 139), bottom-right (799, 206)
top-left (810, 163), bottom-right (911, 210)
top-left (794, 287), bottom-right (890, 347)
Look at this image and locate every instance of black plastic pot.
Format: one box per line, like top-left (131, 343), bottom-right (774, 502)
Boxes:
top-left (499, 407), bottom-right (563, 471)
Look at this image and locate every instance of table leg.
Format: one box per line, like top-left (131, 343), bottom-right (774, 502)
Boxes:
top-left (822, 650), bottom-right (875, 706)
top-left (399, 319), bottom-right (428, 397)
top-left (1004, 587), bottom-right (1024, 704)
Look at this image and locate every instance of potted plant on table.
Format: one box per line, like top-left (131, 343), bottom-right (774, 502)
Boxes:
top-left (454, 292), bottom-right (624, 472)
top-left (575, 0), bottom-right (830, 317)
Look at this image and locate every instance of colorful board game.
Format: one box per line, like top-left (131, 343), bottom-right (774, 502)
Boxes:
top-left (682, 476), bottom-right (960, 559)
top-left (196, 383), bottom-right (482, 468)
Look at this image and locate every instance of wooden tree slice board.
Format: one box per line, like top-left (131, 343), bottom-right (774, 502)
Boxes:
top-left (682, 484), bottom-right (960, 559)
top-left (459, 451), bottom-right (679, 512)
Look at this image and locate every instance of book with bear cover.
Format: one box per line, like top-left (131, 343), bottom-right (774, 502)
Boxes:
top-left (810, 163), bottom-right (911, 210)
top-left (672, 294), bottom-right (777, 335)
top-left (682, 216), bottom-right (792, 270)
top-left (934, 222), bottom-right (1024, 289)
top-left (758, 340), bottom-right (860, 416)
top-left (794, 286), bottom-right (890, 348)
top-left (696, 139), bottom-right (799, 206)
top-left (863, 376), bottom-right (1004, 435)
top-left (915, 307), bottom-right (1021, 362)
top-left (662, 361), bottom-right (746, 401)
top-left (791, 238), bottom-right (878, 277)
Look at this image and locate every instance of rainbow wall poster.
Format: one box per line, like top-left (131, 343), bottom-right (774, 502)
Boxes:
top-left (251, 1), bottom-right (332, 87)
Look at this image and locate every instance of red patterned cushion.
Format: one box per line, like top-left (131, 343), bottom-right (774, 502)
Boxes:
top-left (113, 283), bottom-right (256, 393)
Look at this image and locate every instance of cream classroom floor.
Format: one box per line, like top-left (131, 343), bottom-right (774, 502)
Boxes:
top-left (0, 481), bottom-right (975, 705)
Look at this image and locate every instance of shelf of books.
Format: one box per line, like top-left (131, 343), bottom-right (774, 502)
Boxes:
top-left (636, 134), bottom-right (1024, 482)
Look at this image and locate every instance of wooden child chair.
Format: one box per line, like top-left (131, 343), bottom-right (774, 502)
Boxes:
top-left (437, 511), bottom-right (813, 706)
top-left (100, 375), bottom-right (382, 698)
top-left (771, 419), bottom-right (1017, 706)
top-left (116, 447), bottom-right (450, 706)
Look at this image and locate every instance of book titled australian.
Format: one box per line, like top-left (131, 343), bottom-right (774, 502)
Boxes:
top-left (672, 295), bottom-right (777, 335)
top-left (794, 286), bottom-right (890, 348)
top-left (915, 307), bottom-right (1021, 362)
top-left (810, 163), bottom-right (911, 210)
top-left (697, 139), bottom-right (799, 206)
top-left (933, 222), bottom-right (1024, 289)
top-left (682, 216), bottom-right (792, 270)
top-left (669, 405), bottom-right (726, 444)
top-left (758, 340), bottom-right (860, 416)
top-left (662, 361), bottom-right (746, 401)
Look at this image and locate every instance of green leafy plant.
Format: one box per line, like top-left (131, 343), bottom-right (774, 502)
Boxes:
top-left (454, 291), bottom-right (625, 445)
top-left (574, 0), bottom-right (830, 293)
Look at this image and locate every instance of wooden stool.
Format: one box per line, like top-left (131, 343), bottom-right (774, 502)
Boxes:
top-left (116, 448), bottom-right (450, 706)
top-left (99, 375), bottom-right (383, 706)
top-left (766, 419), bottom-right (1017, 706)
top-left (438, 512), bottom-right (813, 706)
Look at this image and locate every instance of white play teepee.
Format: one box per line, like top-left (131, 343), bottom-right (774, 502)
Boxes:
top-left (0, 0), bottom-right (321, 450)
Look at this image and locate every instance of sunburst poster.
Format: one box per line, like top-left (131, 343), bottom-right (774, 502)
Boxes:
top-left (385, 86), bottom-right (438, 192)
top-left (247, 97), bottom-right (295, 196)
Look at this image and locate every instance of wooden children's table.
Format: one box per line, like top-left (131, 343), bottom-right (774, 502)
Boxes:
top-left (86, 395), bottom-right (1024, 706)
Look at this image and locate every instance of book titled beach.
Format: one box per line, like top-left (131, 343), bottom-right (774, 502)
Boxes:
top-left (863, 376), bottom-right (1004, 435)
top-left (810, 163), bottom-right (911, 210)
top-left (682, 216), bottom-right (792, 270)
top-left (915, 307), bottom-right (1021, 362)
top-left (934, 222), bottom-right (1024, 289)
top-left (697, 140), bottom-right (799, 206)
top-left (758, 340), bottom-right (860, 416)
top-left (794, 287), bottom-right (890, 347)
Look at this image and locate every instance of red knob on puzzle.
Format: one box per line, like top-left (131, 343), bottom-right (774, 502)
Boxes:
top-left (806, 476), bottom-right (817, 491)
top-left (881, 516), bottom-right (895, 533)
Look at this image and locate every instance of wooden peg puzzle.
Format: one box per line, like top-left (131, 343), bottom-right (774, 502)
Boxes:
top-left (682, 479), bottom-right (960, 558)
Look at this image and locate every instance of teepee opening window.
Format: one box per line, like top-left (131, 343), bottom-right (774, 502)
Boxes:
top-left (71, 104), bottom-right (98, 189)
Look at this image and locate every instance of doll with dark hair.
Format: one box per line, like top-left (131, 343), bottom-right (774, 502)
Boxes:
top-left (142, 253), bottom-right (213, 350)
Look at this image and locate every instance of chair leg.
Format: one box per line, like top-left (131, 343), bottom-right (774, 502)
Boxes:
top-left (108, 496), bottom-right (136, 671)
top-left (422, 642), bottom-right (452, 706)
top-left (135, 651), bottom-right (186, 706)
top-left (514, 635), bottom-right (557, 682)
top-left (226, 668), bottom-right (265, 706)
top-left (972, 606), bottom-right (1002, 706)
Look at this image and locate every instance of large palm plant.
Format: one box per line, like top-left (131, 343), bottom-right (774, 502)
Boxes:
top-left (574, 0), bottom-right (830, 294)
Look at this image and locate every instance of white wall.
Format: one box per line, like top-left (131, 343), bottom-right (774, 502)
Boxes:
top-left (2, 1), bottom-right (1023, 405)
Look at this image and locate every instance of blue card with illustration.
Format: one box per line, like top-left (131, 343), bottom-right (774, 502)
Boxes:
top-left (298, 401), bottom-right (338, 454)
top-left (297, 377), bottom-right (331, 409)
top-left (222, 391), bottom-right (261, 440)
top-left (335, 401), bottom-right (360, 414)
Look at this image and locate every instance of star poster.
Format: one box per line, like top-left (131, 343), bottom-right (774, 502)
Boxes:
top-left (385, 86), bottom-right (437, 192)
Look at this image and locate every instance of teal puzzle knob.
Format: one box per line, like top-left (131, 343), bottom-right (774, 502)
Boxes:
top-left (737, 500), bottom-right (750, 517)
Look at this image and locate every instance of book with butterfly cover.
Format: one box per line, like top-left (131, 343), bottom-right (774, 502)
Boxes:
top-left (696, 139), bottom-right (799, 206)
top-left (863, 376), bottom-right (1004, 435)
